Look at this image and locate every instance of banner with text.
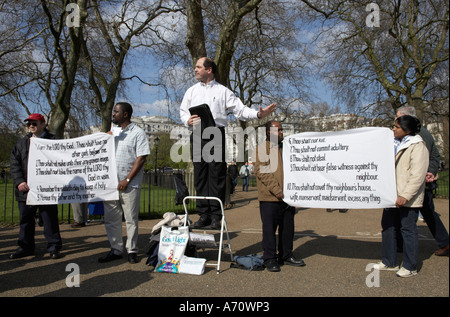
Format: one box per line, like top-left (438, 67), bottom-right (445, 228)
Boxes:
top-left (27, 133), bottom-right (119, 205)
top-left (283, 127), bottom-right (396, 209)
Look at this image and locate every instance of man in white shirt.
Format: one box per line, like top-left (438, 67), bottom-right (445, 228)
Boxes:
top-left (180, 57), bottom-right (276, 229)
top-left (99, 102), bottom-right (150, 264)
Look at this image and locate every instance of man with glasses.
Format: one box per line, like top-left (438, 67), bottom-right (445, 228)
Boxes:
top-left (9, 113), bottom-right (63, 260)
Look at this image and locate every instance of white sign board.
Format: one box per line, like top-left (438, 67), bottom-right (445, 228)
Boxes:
top-left (283, 127), bottom-right (396, 209)
top-left (27, 133), bottom-right (119, 205)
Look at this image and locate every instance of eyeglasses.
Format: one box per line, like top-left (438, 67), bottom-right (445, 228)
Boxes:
top-left (26, 121), bottom-right (39, 127)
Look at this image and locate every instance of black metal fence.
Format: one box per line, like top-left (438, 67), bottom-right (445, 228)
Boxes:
top-left (0, 171), bottom-right (197, 224)
top-left (1, 169), bottom-right (448, 225)
top-left (0, 170), bottom-right (257, 224)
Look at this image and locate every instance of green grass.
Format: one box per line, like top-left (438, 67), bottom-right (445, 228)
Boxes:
top-left (435, 170), bottom-right (449, 198)
top-left (139, 184), bottom-right (197, 218)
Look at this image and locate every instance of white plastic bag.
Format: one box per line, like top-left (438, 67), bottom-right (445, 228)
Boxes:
top-left (154, 225), bottom-right (189, 273)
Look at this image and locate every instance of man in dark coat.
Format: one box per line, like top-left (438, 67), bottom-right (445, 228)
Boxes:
top-left (9, 113), bottom-right (63, 259)
top-left (228, 160), bottom-right (238, 194)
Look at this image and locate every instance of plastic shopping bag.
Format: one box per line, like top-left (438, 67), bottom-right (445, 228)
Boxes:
top-left (154, 225), bottom-right (189, 273)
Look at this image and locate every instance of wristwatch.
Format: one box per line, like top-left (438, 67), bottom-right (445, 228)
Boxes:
top-left (126, 178), bottom-right (130, 183)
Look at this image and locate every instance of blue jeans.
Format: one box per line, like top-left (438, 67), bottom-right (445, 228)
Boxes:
top-left (381, 207), bottom-right (419, 271)
top-left (242, 176), bottom-right (249, 192)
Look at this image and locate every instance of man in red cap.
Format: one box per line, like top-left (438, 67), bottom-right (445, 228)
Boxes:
top-left (9, 113), bottom-right (63, 259)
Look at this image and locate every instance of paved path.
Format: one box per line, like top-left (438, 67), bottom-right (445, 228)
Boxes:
top-left (0, 189), bottom-right (448, 299)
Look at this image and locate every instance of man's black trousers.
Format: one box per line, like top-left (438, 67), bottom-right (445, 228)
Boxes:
top-left (259, 201), bottom-right (295, 262)
top-left (17, 202), bottom-right (62, 252)
top-left (191, 126), bottom-right (226, 218)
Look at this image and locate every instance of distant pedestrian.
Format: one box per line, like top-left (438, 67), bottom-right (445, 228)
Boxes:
top-left (228, 160), bottom-right (238, 194)
top-left (71, 202), bottom-right (89, 228)
top-left (239, 162), bottom-right (250, 192)
top-left (0, 168), bottom-right (5, 183)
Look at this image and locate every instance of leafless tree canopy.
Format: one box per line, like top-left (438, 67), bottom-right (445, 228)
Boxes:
top-left (1, 0), bottom-right (448, 145)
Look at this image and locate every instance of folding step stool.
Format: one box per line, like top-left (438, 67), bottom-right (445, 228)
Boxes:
top-left (182, 196), bottom-right (234, 274)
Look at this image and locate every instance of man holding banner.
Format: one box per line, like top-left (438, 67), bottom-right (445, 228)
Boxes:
top-left (255, 121), bottom-right (306, 272)
top-left (9, 113), bottom-right (63, 260)
top-left (98, 102), bottom-right (150, 264)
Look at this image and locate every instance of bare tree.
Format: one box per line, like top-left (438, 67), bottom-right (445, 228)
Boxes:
top-left (80, 0), bottom-right (183, 132)
top-left (300, 0), bottom-right (449, 121)
top-left (38, 0), bottom-right (87, 137)
top-left (0, 0), bottom-right (45, 130)
top-left (185, 0), bottom-right (263, 86)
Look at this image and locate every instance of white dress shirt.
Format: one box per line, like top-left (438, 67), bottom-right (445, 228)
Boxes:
top-left (180, 80), bottom-right (258, 127)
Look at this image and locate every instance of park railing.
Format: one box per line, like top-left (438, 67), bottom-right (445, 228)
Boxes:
top-left (1, 169), bottom-right (448, 225)
top-left (0, 171), bottom-right (198, 224)
top-left (0, 171), bottom-right (255, 224)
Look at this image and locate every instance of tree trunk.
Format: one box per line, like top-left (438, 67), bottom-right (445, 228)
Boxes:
top-left (185, 0), bottom-right (262, 85)
top-left (44, 0), bottom-right (87, 138)
top-left (185, 0), bottom-right (206, 67)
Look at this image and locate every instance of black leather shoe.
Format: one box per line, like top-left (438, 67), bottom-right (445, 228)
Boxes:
top-left (435, 245), bottom-right (449, 256)
top-left (50, 250), bottom-right (63, 259)
top-left (206, 219), bottom-right (221, 230)
top-left (98, 250), bottom-right (123, 263)
top-left (128, 253), bottom-right (138, 264)
top-left (265, 260), bottom-right (281, 272)
top-left (9, 248), bottom-right (34, 259)
top-left (282, 256), bottom-right (306, 267)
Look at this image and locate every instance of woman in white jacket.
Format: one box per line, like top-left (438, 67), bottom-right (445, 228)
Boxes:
top-left (375, 115), bottom-right (429, 278)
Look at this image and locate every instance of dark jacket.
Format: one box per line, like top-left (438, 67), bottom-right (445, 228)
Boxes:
top-left (228, 164), bottom-right (238, 179)
top-left (418, 127), bottom-right (440, 176)
top-left (10, 130), bottom-right (57, 202)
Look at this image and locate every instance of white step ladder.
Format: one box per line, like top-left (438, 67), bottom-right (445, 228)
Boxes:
top-left (183, 196), bottom-right (234, 274)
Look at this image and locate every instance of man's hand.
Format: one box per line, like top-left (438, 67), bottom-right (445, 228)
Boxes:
top-left (425, 172), bottom-right (435, 183)
top-left (188, 115), bottom-right (201, 127)
top-left (117, 179), bottom-right (129, 191)
top-left (18, 182), bottom-right (29, 192)
top-left (275, 191), bottom-right (284, 200)
top-left (258, 103), bottom-right (276, 119)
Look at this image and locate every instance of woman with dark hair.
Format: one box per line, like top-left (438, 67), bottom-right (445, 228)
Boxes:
top-left (374, 115), bottom-right (429, 277)
top-left (395, 114), bottom-right (422, 136)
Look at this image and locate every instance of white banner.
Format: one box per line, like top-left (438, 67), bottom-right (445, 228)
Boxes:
top-left (27, 133), bottom-right (119, 205)
top-left (283, 127), bottom-right (396, 209)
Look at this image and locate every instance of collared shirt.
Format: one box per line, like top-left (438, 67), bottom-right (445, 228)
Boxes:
top-left (180, 80), bottom-right (259, 127)
top-left (394, 135), bottom-right (411, 155)
top-left (114, 123), bottom-right (150, 187)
